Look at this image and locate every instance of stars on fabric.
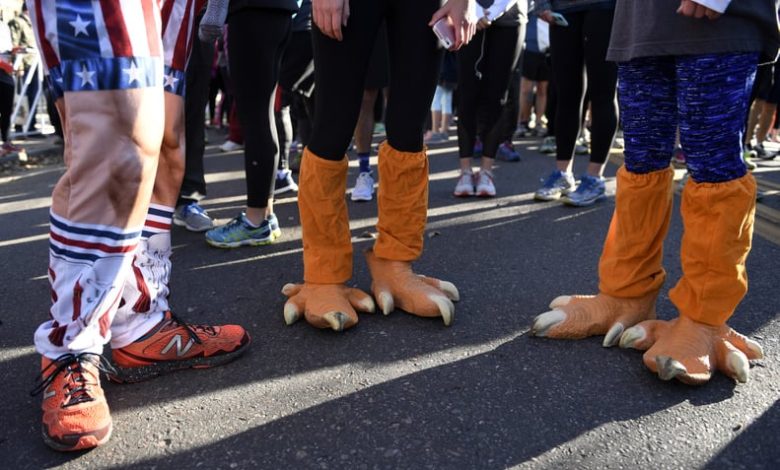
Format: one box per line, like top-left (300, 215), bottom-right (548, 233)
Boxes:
top-left (123, 63), bottom-right (141, 84)
top-left (69, 14), bottom-right (91, 37)
top-left (75, 66), bottom-right (95, 88)
top-left (163, 72), bottom-right (179, 90)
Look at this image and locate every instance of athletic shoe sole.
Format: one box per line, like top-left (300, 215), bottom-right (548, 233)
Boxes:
top-left (107, 335), bottom-right (251, 384)
top-left (42, 421), bottom-right (113, 452)
top-left (273, 185), bottom-right (299, 196)
top-left (561, 194), bottom-right (606, 207)
top-left (206, 229), bottom-right (282, 248)
top-left (172, 217), bottom-right (213, 233)
top-left (453, 190), bottom-right (475, 197)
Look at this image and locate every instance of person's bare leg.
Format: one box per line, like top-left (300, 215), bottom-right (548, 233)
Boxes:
top-left (519, 78), bottom-right (535, 126)
top-left (441, 113), bottom-right (451, 133)
top-left (756, 100), bottom-right (778, 142)
top-left (245, 200), bottom-right (273, 225)
top-left (355, 89), bottom-right (379, 154)
top-left (556, 159), bottom-right (574, 173)
top-left (431, 110), bottom-right (441, 135)
top-left (744, 100), bottom-right (762, 146)
top-left (536, 81), bottom-right (549, 122)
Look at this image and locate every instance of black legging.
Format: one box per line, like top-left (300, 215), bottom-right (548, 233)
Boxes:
top-left (0, 76), bottom-right (14, 142)
top-left (456, 25), bottom-right (522, 159)
top-left (308, 0), bottom-right (442, 161)
top-left (549, 9), bottom-right (617, 164)
top-left (228, 9), bottom-right (291, 208)
top-left (277, 29), bottom-right (315, 170)
top-left (180, 20), bottom-right (214, 206)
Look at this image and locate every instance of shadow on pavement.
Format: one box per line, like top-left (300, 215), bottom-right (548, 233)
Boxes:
top-left (114, 336), bottom-right (737, 469)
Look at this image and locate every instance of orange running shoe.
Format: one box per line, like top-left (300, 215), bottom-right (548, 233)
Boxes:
top-left (31, 353), bottom-right (113, 451)
top-left (109, 311), bottom-right (251, 383)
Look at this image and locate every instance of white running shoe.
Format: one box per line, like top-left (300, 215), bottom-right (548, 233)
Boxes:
top-left (476, 170), bottom-right (496, 197)
top-left (351, 172), bottom-right (375, 201)
top-left (220, 140), bottom-right (244, 152)
top-left (453, 170), bottom-right (476, 197)
top-left (273, 169), bottom-right (299, 195)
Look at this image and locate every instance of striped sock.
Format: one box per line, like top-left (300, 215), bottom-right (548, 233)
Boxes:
top-left (141, 204), bottom-right (174, 239)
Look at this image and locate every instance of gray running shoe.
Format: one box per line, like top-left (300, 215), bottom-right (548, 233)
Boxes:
top-left (173, 202), bottom-right (214, 232)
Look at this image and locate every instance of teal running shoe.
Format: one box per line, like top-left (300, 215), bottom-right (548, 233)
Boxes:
top-left (205, 213), bottom-right (281, 248)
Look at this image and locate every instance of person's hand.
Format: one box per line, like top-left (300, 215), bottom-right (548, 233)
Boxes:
top-left (677, 0), bottom-right (721, 20)
top-left (429, 0), bottom-right (477, 50)
top-left (538, 10), bottom-right (555, 24)
top-left (313, 0), bottom-right (350, 41)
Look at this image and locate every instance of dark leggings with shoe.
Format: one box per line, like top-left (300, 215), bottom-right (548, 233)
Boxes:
top-left (308, 0), bottom-right (442, 161)
top-left (228, 9), bottom-right (291, 208)
top-left (456, 25), bottom-right (523, 159)
top-left (549, 8), bottom-right (617, 164)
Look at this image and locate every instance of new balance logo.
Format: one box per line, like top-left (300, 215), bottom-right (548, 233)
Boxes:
top-left (161, 335), bottom-right (194, 356)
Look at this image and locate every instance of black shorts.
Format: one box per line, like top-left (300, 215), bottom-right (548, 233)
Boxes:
top-left (364, 22), bottom-right (389, 89)
top-left (754, 63), bottom-right (780, 104)
top-left (521, 50), bottom-right (550, 82)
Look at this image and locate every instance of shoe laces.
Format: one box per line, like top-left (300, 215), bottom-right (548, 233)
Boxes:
top-left (30, 353), bottom-right (116, 406)
top-left (579, 175), bottom-right (602, 190)
top-left (541, 170), bottom-right (563, 186)
top-left (185, 202), bottom-right (206, 217)
top-left (479, 170), bottom-right (494, 183)
top-left (221, 214), bottom-right (249, 233)
top-left (164, 311), bottom-right (217, 345)
top-left (458, 172), bottom-right (474, 184)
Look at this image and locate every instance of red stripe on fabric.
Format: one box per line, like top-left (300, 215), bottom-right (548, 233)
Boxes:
top-left (48, 267), bottom-right (56, 281)
top-left (274, 85), bottom-right (282, 112)
top-left (145, 220), bottom-right (171, 230)
top-left (132, 261), bottom-right (151, 313)
top-left (34, 0), bottom-right (60, 67)
top-left (50, 231), bottom-right (137, 254)
top-left (160, 0), bottom-right (174, 30)
top-left (98, 293), bottom-right (121, 337)
top-left (99, 0), bottom-right (134, 57)
top-left (48, 322), bottom-right (66, 347)
top-left (171, 0), bottom-right (194, 70)
top-left (72, 281), bottom-right (83, 321)
top-left (142, 0), bottom-right (162, 57)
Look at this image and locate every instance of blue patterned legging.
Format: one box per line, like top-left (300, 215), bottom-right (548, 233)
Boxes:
top-left (618, 53), bottom-right (758, 183)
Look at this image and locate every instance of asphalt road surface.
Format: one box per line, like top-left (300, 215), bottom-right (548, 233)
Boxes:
top-left (1, 130), bottom-right (779, 469)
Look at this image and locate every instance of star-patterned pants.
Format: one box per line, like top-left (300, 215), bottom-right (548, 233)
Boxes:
top-left (28, 0), bottom-right (200, 358)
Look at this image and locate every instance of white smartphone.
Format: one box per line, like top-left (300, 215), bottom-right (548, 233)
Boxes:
top-left (550, 12), bottom-right (569, 27)
top-left (432, 18), bottom-right (455, 49)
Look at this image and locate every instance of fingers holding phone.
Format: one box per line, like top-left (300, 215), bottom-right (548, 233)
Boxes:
top-left (429, 0), bottom-right (477, 51)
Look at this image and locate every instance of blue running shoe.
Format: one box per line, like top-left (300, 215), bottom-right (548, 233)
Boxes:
top-left (534, 170), bottom-right (575, 201)
top-left (496, 141), bottom-right (520, 162)
top-left (173, 202), bottom-right (214, 232)
top-left (562, 174), bottom-right (606, 207)
top-left (205, 213), bottom-right (282, 248)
